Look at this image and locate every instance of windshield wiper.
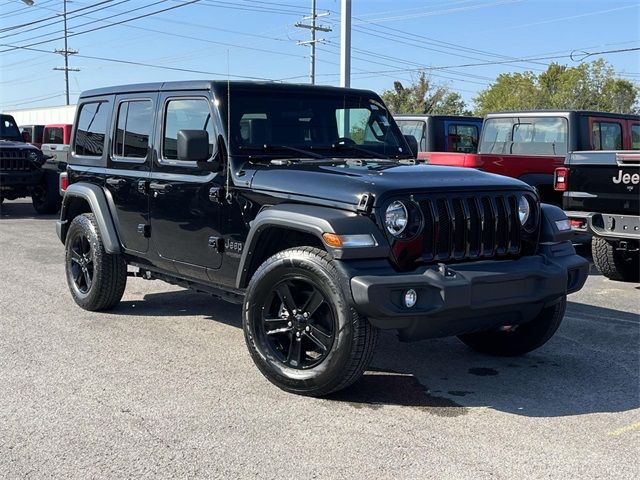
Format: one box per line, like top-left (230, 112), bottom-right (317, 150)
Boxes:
top-left (238, 144), bottom-right (325, 159)
top-left (329, 143), bottom-right (393, 160)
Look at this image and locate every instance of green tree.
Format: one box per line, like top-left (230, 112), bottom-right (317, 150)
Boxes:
top-left (474, 59), bottom-right (639, 115)
top-left (381, 71), bottom-right (468, 115)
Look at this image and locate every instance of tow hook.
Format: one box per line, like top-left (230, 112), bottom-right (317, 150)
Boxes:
top-left (438, 263), bottom-right (456, 278)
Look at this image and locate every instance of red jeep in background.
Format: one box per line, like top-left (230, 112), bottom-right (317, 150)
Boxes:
top-left (424, 111), bottom-right (640, 205)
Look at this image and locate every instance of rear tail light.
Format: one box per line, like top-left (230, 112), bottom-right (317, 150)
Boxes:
top-left (59, 172), bottom-right (68, 195)
top-left (554, 167), bottom-right (569, 191)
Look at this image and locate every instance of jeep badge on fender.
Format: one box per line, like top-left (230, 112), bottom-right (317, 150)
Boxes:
top-left (56, 81), bottom-right (589, 397)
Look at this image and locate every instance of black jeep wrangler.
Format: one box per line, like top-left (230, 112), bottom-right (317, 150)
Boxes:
top-left (556, 150), bottom-right (640, 282)
top-left (1, 113), bottom-right (62, 214)
top-left (56, 81), bottom-right (588, 396)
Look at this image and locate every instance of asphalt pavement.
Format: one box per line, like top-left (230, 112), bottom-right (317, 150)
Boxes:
top-left (1, 199), bottom-right (638, 479)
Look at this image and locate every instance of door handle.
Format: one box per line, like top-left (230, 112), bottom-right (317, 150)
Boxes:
top-left (106, 177), bottom-right (126, 186)
top-left (149, 182), bottom-right (171, 191)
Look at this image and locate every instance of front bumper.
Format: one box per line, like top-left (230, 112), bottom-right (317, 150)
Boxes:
top-left (565, 211), bottom-right (640, 240)
top-left (344, 241), bottom-right (588, 341)
top-left (0, 170), bottom-right (43, 190)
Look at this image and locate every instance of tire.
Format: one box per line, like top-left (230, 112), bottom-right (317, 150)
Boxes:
top-left (458, 296), bottom-right (567, 356)
top-left (592, 236), bottom-right (639, 282)
top-left (32, 170), bottom-right (62, 214)
top-left (243, 247), bottom-right (377, 397)
top-left (65, 213), bottom-right (127, 311)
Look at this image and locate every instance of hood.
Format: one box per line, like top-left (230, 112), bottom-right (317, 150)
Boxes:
top-left (248, 160), bottom-right (533, 208)
top-left (0, 139), bottom-right (38, 150)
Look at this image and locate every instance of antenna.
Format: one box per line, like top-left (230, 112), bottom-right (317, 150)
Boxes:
top-left (225, 49), bottom-right (232, 203)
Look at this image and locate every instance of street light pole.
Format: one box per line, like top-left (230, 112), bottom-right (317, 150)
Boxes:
top-left (339, 0), bottom-right (351, 88)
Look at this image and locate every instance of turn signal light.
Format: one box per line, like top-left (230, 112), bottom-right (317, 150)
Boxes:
top-left (554, 167), bottom-right (569, 191)
top-left (59, 172), bottom-right (68, 194)
top-left (322, 233), bottom-right (377, 248)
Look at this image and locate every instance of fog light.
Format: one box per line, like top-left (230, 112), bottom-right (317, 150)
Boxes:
top-left (404, 289), bottom-right (417, 308)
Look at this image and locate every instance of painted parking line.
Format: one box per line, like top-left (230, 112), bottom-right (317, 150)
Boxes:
top-left (608, 422), bottom-right (640, 436)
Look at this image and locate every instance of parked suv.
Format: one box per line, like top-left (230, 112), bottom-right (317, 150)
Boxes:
top-left (1, 114), bottom-right (61, 213)
top-left (555, 151), bottom-right (640, 281)
top-left (56, 81), bottom-right (588, 396)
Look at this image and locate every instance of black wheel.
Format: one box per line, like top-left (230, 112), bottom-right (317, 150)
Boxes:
top-left (65, 213), bottom-right (127, 311)
top-left (32, 170), bottom-right (62, 214)
top-left (243, 247), bottom-right (377, 396)
top-left (592, 236), bottom-right (639, 282)
top-left (458, 296), bottom-right (567, 356)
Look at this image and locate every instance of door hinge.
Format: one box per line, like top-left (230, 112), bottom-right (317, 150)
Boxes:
top-left (357, 193), bottom-right (374, 214)
top-left (208, 236), bottom-right (225, 253)
top-left (209, 187), bottom-right (226, 203)
top-left (137, 224), bottom-right (151, 238)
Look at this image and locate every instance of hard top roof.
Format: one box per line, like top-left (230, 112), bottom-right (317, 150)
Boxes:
top-left (486, 110), bottom-right (639, 120)
top-left (79, 80), bottom-right (379, 99)
top-left (394, 114), bottom-right (482, 121)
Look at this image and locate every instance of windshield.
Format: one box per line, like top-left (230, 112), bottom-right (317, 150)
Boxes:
top-left (225, 89), bottom-right (408, 159)
top-left (479, 116), bottom-right (568, 156)
top-left (1, 115), bottom-right (22, 141)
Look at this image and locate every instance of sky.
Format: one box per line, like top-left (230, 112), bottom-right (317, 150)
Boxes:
top-left (0, 0), bottom-right (639, 111)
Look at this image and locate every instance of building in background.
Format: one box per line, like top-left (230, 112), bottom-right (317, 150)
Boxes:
top-left (3, 105), bottom-right (77, 126)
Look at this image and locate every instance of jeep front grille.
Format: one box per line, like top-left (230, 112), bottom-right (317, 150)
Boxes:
top-left (0, 149), bottom-right (32, 171)
top-left (417, 193), bottom-right (522, 262)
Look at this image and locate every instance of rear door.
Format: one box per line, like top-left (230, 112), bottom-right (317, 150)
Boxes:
top-left (149, 92), bottom-right (224, 281)
top-left (104, 94), bottom-right (156, 254)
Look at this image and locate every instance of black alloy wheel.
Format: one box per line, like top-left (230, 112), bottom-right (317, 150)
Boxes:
top-left (260, 277), bottom-right (336, 370)
top-left (243, 247), bottom-right (378, 397)
top-left (69, 233), bottom-right (95, 294)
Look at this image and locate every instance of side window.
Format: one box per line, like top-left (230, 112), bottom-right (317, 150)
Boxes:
top-left (447, 124), bottom-right (479, 153)
top-left (114, 100), bottom-right (152, 159)
top-left (163, 98), bottom-right (215, 161)
top-left (397, 120), bottom-right (427, 151)
top-left (75, 102), bottom-right (109, 157)
top-left (592, 121), bottom-right (622, 150)
top-left (630, 124), bottom-right (639, 150)
top-left (45, 128), bottom-right (63, 144)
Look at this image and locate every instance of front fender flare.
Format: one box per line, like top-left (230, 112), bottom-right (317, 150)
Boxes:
top-left (236, 204), bottom-right (389, 288)
top-left (58, 182), bottom-right (121, 254)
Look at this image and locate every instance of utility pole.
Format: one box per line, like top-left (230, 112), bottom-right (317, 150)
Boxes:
top-left (295, 0), bottom-right (331, 84)
top-left (340, 0), bottom-right (351, 88)
top-left (53, 0), bottom-right (79, 105)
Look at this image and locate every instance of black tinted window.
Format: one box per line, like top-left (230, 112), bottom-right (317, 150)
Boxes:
top-left (114, 100), bottom-right (152, 159)
top-left (163, 98), bottom-right (214, 160)
top-left (75, 102), bottom-right (109, 157)
top-left (448, 124), bottom-right (479, 153)
top-left (45, 127), bottom-right (63, 144)
top-left (632, 124), bottom-right (640, 150)
top-left (591, 121), bottom-right (622, 150)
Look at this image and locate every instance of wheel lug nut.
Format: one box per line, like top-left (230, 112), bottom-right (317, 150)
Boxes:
top-left (303, 312), bottom-right (309, 318)
top-left (287, 321), bottom-right (292, 327)
top-left (296, 332), bottom-right (301, 337)
top-left (292, 309), bottom-right (297, 314)
top-left (305, 326), bottom-right (310, 332)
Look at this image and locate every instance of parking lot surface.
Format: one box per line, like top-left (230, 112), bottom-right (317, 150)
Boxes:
top-left (1, 199), bottom-right (638, 479)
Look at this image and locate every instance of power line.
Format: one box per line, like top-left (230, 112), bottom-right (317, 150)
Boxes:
top-left (0, 1), bottom-right (202, 53)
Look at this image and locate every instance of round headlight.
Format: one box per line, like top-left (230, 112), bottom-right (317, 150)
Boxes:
top-left (385, 200), bottom-right (408, 235)
top-left (28, 150), bottom-right (40, 162)
top-left (518, 196), bottom-right (530, 225)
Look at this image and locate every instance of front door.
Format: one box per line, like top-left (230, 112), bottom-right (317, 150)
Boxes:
top-left (149, 93), bottom-right (224, 281)
top-left (105, 94), bottom-right (155, 254)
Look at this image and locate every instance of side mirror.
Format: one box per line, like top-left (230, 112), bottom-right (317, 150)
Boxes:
top-left (403, 134), bottom-right (418, 159)
top-left (177, 129), bottom-right (210, 162)
top-left (22, 131), bottom-right (31, 143)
